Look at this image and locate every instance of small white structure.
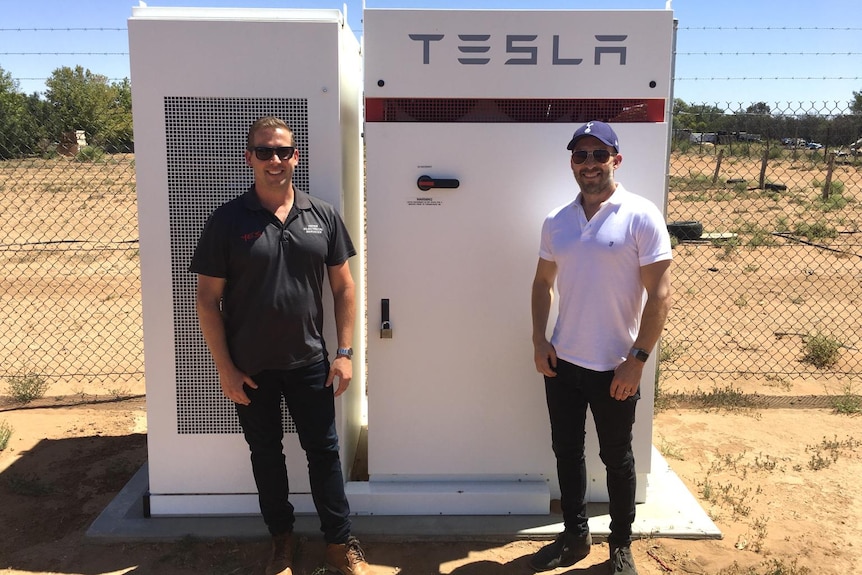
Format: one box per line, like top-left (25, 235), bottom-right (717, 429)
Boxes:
top-left (360, 8), bottom-right (675, 515)
top-left (128, 6), bottom-right (364, 516)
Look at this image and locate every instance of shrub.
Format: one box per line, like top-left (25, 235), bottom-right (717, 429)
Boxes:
top-left (0, 420), bottom-right (12, 451)
top-left (793, 221), bottom-right (837, 241)
top-left (802, 333), bottom-right (842, 369)
top-left (5, 373), bottom-right (50, 403)
top-left (74, 145), bottom-right (105, 163)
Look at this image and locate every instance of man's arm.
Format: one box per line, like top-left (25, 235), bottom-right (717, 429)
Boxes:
top-left (195, 274), bottom-right (257, 405)
top-left (531, 257), bottom-right (558, 377)
top-left (326, 261), bottom-right (356, 397)
top-left (610, 259), bottom-right (673, 400)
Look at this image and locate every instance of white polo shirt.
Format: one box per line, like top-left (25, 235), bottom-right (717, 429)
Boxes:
top-left (539, 183), bottom-right (672, 372)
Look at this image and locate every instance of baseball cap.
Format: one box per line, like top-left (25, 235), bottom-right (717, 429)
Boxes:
top-left (566, 121), bottom-right (620, 152)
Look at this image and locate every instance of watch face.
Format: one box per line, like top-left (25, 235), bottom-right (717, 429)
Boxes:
top-left (632, 348), bottom-right (649, 362)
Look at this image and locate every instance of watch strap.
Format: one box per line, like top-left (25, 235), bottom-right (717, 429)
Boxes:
top-left (630, 347), bottom-right (650, 362)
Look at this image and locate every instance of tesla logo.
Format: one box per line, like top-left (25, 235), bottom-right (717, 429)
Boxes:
top-left (408, 34), bottom-right (628, 66)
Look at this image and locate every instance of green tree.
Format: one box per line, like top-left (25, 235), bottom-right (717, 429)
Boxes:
top-left (44, 66), bottom-right (117, 147)
top-left (0, 66), bottom-right (41, 158)
top-left (851, 90), bottom-right (862, 115)
top-left (101, 78), bottom-right (134, 152)
top-left (745, 102), bottom-right (771, 115)
top-left (672, 99), bottom-right (725, 132)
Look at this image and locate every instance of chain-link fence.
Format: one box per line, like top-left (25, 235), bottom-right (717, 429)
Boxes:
top-left (0, 104), bottom-right (860, 397)
top-left (663, 104), bottom-right (862, 393)
top-left (0, 143), bottom-right (141, 397)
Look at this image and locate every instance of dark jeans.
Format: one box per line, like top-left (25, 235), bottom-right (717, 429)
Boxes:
top-left (544, 359), bottom-right (638, 546)
top-left (235, 360), bottom-right (351, 543)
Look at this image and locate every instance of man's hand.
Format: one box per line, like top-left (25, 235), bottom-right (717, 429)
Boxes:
top-left (219, 365), bottom-right (257, 405)
top-left (533, 339), bottom-right (558, 377)
top-left (610, 357), bottom-right (642, 401)
top-left (327, 356), bottom-right (353, 397)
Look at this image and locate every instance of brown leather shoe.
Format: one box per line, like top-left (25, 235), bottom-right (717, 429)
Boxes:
top-left (324, 536), bottom-right (372, 574)
top-left (265, 532), bottom-right (295, 575)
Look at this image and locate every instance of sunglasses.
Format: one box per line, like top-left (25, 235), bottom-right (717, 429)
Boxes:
top-left (251, 146), bottom-right (296, 161)
top-left (571, 149), bottom-right (613, 164)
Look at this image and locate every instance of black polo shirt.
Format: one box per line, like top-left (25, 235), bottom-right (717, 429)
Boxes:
top-left (190, 186), bottom-right (356, 375)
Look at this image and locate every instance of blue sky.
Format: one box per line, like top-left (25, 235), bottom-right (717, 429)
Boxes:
top-left (1, 0), bottom-right (860, 109)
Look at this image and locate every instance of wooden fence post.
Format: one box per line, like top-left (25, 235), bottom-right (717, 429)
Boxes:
top-left (823, 153), bottom-right (835, 199)
top-left (712, 148), bottom-right (724, 185)
top-left (759, 148), bottom-right (769, 189)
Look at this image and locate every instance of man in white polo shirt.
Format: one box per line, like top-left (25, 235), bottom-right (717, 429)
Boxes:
top-left (529, 121), bottom-right (673, 575)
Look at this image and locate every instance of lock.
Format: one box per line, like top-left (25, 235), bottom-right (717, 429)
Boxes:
top-left (380, 321), bottom-right (393, 339)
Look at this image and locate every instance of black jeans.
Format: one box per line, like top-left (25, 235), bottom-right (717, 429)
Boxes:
top-left (235, 360), bottom-right (351, 543)
top-left (544, 359), bottom-right (638, 546)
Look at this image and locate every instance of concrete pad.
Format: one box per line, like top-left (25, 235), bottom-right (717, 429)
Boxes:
top-left (86, 447), bottom-right (721, 542)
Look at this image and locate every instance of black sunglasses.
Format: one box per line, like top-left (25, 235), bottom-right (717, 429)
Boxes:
top-left (251, 146), bottom-right (296, 161)
top-left (571, 149), bottom-right (613, 164)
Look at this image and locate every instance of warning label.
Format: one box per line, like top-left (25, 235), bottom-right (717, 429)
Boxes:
top-left (407, 197), bottom-right (442, 206)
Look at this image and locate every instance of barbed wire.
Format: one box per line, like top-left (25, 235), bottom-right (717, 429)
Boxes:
top-left (678, 52), bottom-right (862, 56)
top-left (676, 77), bottom-right (861, 81)
top-left (6, 51), bottom-right (861, 58)
top-left (679, 26), bottom-right (862, 30)
top-left (2, 26), bottom-right (860, 32)
top-left (0, 27), bottom-right (125, 31)
top-left (2, 52), bottom-right (128, 56)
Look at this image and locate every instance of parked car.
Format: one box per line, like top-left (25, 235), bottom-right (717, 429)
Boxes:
top-left (806, 142), bottom-right (823, 150)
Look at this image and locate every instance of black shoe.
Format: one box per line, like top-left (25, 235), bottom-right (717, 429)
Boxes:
top-left (528, 531), bottom-right (591, 571)
top-left (609, 544), bottom-right (638, 575)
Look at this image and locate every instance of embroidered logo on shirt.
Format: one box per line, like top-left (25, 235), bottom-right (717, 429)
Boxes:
top-left (304, 224), bottom-right (323, 235)
top-left (240, 231), bottom-right (263, 242)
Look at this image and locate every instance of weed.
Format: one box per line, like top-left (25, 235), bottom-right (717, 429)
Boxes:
top-left (659, 340), bottom-right (685, 363)
top-left (746, 229), bottom-right (779, 247)
top-left (805, 435), bottom-right (860, 470)
top-left (793, 221), bottom-right (837, 241)
top-left (764, 374), bottom-right (792, 391)
top-left (743, 264), bottom-right (760, 273)
top-left (74, 145), bottom-right (106, 163)
top-left (657, 435), bottom-right (684, 460)
top-left (657, 384), bottom-right (758, 410)
top-left (714, 237), bottom-right (740, 260)
top-left (699, 476), bottom-right (753, 517)
top-left (734, 296), bottom-right (748, 308)
top-left (752, 453), bottom-right (780, 472)
top-left (108, 386), bottom-right (131, 400)
top-left (0, 419), bottom-right (12, 450)
top-left (5, 372), bottom-right (50, 403)
top-left (716, 558), bottom-right (812, 575)
top-left (748, 515), bottom-right (769, 553)
top-left (5, 473), bottom-right (54, 496)
top-left (801, 333), bottom-right (842, 369)
top-left (831, 382), bottom-right (862, 415)
top-left (693, 385), bottom-right (756, 409)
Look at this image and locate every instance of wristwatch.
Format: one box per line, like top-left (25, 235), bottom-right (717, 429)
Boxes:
top-left (336, 347), bottom-right (353, 359)
top-left (630, 347), bottom-right (650, 362)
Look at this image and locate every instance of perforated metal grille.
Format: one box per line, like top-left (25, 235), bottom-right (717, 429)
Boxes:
top-left (164, 97), bottom-right (309, 434)
top-left (365, 98), bottom-right (664, 123)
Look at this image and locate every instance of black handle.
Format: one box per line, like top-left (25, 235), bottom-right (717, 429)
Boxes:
top-left (381, 298), bottom-right (390, 328)
top-left (417, 175), bottom-right (460, 191)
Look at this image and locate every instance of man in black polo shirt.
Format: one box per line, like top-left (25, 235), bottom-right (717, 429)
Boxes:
top-left (191, 116), bottom-right (371, 575)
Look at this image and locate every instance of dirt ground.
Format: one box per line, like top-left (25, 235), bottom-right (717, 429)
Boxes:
top-left (2, 387), bottom-right (862, 575)
top-left (2, 152), bottom-right (861, 574)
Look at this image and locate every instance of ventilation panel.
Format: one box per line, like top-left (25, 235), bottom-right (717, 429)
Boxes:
top-left (164, 97), bottom-right (308, 436)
